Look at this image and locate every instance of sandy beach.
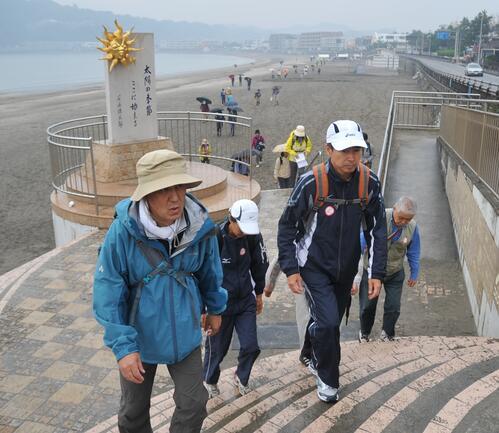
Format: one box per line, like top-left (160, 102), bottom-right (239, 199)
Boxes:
top-left (0, 56), bottom-right (419, 275)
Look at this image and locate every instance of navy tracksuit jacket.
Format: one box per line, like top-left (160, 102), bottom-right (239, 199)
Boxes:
top-left (203, 220), bottom-right (269, 386)
top-left (278, 161), bottom-right (387, 388)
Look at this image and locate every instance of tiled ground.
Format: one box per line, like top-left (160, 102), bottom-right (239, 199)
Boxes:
top-left (0, 189), bottom-right (496, 433)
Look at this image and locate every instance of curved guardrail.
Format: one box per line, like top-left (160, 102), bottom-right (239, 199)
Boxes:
top-left (47, 112), bottom-right (254, 213)
top-left (401, 56), bottom-right (499, 100)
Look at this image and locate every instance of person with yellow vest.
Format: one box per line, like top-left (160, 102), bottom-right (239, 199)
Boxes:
top-left (356, 196), bottom-right (421, 342)
top-left (285, 125), bottom-right (312, 186)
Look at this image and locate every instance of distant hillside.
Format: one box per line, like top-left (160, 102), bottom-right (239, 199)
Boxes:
top-left (0, 0), bottom-right (268, 47)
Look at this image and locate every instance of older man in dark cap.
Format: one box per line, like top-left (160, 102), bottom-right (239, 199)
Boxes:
top-left (93, 149), bottom-right (227, 433)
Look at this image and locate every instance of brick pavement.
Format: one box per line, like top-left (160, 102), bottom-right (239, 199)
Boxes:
top-left (0, 189), bottom-right (497, 432)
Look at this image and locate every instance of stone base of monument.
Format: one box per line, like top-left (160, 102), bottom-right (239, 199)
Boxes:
top-left (50, 161), bottom-right (260, 247)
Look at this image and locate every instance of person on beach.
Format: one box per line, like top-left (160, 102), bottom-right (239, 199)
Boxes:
top-left (199, 138), bottom-right (211, 164)
top-left (200, 101), bottom-right (210, 120)
top-left (93, 150), bottom-right (227, 433)
top-left (271, 86), bottom-right (280, 106)
top-left (215, 113), bottom-right (224, 137)
top-left (252, 129), bottom-right (266, 167)
top-left (228, 108), bottom-right (237, 136)
top-left (226, 88), bottom-right (234, 106)
top-left (254, 89), bottom-right (262, 106)
top-left (273, 150), bottom-right (291, 188)
top-left (284, 125), bottom-right (312, 186)
top-left (357, 196), bottom-right (420, 342)
top-left (246, 77), bottom-right (252, 91)
top-left (277, 120), bottom-right (387, 403)
top-left (220, 88), bottom-right (226, 105)
top-left (239, 74), bottom-right (243, 86)
top-left (231, 149), bottom-right (259, 176)
top-left (203, 199), bottom-right (269, 397)
top-left (229, 74), bottom-right (235, 86)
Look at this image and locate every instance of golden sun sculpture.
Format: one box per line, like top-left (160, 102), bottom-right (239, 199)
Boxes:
top-left (97, 20), bottom-right (142, 72)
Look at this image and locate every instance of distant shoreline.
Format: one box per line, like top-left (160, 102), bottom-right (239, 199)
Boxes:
top-left (0, 51), bottom-right (261, 96)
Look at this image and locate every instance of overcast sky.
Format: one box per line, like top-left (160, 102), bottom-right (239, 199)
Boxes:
top-left (53, 0), bottom-right (498, 32)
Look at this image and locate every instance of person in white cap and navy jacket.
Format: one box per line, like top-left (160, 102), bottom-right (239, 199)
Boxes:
top-left (93, 149), bottom-right (227, 433)
top-left (277, 120), bottom-right (387, 403)
top-left (203, 199), bottom-right (269, 398)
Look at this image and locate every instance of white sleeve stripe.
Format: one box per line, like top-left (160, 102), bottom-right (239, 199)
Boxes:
top-left (367, 214), bottom-right (376, 278)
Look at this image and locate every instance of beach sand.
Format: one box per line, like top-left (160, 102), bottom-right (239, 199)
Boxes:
top-left (0, 57), bottom-right (419, 275)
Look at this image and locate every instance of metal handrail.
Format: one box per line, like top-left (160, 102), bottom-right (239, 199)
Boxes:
top-left (377, 91), bottom-right (499, 196)
top-left (47, 111), bottom-right (255, 212)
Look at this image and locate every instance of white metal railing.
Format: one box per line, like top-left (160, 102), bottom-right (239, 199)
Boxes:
top-left (377, 91), bottom-right (499, 195)
top-left (47, 112), bottom-right (254, 214)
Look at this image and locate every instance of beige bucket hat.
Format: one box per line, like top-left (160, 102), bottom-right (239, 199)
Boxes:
top-left (131, 150), bottom-right (202, 202)
top-left (272, 143), bottom-right (287, 153)
top-left (294, 125), bottom-right (305, 137)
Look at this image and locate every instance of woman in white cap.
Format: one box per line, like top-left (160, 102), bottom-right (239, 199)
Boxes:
top-left (284, 125), bottom-right (313, 186)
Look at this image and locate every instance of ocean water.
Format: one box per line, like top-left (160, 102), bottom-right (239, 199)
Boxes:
top-left (0, 51), bottom-right (253, 93)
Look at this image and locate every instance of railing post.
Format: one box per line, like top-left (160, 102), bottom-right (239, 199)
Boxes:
top-left (478, 112), bottom-right (486, 176)
top-left (88, 138), bottom-right (99, 216)
top-left (249, 117), bottom-right (253, 198)
top-left (187, 111), bottom-right (192, 162)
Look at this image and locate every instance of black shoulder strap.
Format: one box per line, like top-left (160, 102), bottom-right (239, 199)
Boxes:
top-left (216, 225), bottom-right (224, 255)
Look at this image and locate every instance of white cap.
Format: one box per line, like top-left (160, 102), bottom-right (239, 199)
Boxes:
top-left (229, 199), bottom-right (260, 235)
top-left (326, 120), bottom-right (367, 151)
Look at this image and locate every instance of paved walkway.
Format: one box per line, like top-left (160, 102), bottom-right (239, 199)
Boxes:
top-left (0, 147), bottom-right (497, 432)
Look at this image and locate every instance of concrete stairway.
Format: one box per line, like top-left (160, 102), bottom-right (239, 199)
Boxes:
top-left (85, 336), bottom-right (498, 433)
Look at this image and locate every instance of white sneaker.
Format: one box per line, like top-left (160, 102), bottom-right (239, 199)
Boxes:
top-left (204, 382), bottom-right (220, 399)
top-left (358, 330), bottom-right (370, 343)
top-left (380, 330), bottom-right (395, 342)
top-left (316, 376), bottom-right (339, 403)
top-left (234, 374), bottom-right (251, 396)
top-left (308, 362), bottom-right (318, 377)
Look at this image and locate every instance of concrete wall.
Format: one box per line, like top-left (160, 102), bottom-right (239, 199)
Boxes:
top-left (438, 137), bottom-right (499, 337)
top-left (52, 211), bottom-right (97, 248)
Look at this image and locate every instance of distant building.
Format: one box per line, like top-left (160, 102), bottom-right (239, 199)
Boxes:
top-left (159, 40), bottom-right (201, 50)
top-left (298, 32), bottom-right (344, 53)
top-left (269, 34), bottom-right (298, 52)
top-left (355, 36), bottom-right (373, 51)
top-left (372, 32), bottom-right (408, 45)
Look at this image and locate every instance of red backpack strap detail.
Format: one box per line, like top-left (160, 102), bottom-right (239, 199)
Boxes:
top-left (313, 162), bottom-right (329, 210)
top-left (358, 163), bottom-right (369, 206)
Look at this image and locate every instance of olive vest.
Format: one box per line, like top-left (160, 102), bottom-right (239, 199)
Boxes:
top-left (386, 208), bottom-right (416, 276)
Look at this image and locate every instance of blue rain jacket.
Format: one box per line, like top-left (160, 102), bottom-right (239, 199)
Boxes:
top-left (93, 195), bottom-right (227, 364)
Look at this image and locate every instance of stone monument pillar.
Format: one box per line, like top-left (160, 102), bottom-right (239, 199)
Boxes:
top-left (91, 31), bottom-right (172, 183)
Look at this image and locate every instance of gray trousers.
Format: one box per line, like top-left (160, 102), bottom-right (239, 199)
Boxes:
top-left (118, 347), bottom-right (208, 433)
top-left (359, 269), bottom-right (405, 337)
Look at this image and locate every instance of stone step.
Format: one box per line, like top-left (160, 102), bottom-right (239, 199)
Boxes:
top-left (84, 336), bottom-right (499, 433)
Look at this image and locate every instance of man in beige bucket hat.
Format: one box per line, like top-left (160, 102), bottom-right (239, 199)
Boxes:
top-left (94, 149), bottom-right (228, 433)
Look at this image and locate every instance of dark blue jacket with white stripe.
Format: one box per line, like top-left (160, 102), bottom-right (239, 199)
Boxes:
top-left (277, 160), bottom-right (387, 285)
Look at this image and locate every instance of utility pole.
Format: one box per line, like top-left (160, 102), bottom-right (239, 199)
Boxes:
top-left (478, 13), bottom-right (484, 65)
top-left (454, 28), bottom-right (460, 63)
top-left (428, 34), bottom-right (432, 55)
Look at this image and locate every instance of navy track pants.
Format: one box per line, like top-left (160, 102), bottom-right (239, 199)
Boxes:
top-left (301, 266), bottom-right (351, 388)
top-left (203, 301), bottom-right (260, 386)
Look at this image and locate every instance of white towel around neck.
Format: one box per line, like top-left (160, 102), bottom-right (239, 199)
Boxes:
top-left (138, 199), bottom-right (186, 240)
